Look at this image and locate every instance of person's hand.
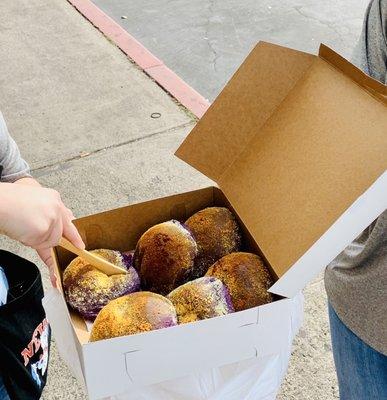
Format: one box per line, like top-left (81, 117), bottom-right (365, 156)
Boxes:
top-left (0, 182), bottom-right (84, 286)
top-left (36, 248), bottom-right (59, 287)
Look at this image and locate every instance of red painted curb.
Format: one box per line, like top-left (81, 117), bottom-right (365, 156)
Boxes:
top-left (67, 0), bottom-right (210, 118)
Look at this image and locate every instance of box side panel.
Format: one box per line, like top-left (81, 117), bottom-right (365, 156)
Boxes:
top-left (42, 289), bottom-right (86, 385)
top-left (55, 187), bottom-right (215, 271)
top-left (175, 42), bottom-right (315, 182)
top-left (221, 57), bottom-right (387, 280)
top-left (82, 299), bottom-right (292, 400)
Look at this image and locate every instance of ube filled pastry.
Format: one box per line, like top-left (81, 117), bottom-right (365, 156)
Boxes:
top-left (185, 207), bottom-right (241, 278)
top-left (63, 249), bottom-right (140, 320)
top-left (90, 292), bottom-right (177, 341)
top-left (133, 220), bottom-right (198, 295)
top-left (168, 277), bottom-right (234, 324)
top-left (206, 252), bottom-right (273, 311)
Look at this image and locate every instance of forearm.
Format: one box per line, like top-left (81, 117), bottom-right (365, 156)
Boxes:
top-left (0, 182), bottom-right (17, 234)
top-left (0, 179), bottom-right (41, 230)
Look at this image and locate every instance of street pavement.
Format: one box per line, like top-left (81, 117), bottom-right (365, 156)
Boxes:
top-left (0, 0), bottom-right (372, 399)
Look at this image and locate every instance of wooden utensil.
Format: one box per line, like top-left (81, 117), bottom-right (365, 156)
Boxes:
top-left (59, 237), bottom-right (127, 275)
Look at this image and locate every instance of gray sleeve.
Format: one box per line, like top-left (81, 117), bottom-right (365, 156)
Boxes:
top-left (0, 112), bottom-right (31, 182)
top-left (351, 0), bottom-right (387, 83)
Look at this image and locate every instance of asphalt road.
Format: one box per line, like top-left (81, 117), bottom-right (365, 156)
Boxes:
top-left (92, 0), bottom-right (370, 101)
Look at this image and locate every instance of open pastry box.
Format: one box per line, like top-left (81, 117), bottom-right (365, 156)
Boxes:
top-left (46, 42), bottom-right (387, 400)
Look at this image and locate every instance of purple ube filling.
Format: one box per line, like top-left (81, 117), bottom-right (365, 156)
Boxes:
top-left (158, 315), bottom-right (178, 329)
top-left (201, 276), bottom-right (234, 313)
top-left (221, 281), bottom-right (234, 313)
top-left (170, 220), bottom-right (200, 284)
top-left (121, 250), bottom-right (134, 270)
top-left (171, 219), bottom-right (197, 244)
top-left (168, 276), bottom-right (234, 324)
top-left (81, 266), bottom-right (141, 320)
top-left (67, 251), bottom-right (141, 321)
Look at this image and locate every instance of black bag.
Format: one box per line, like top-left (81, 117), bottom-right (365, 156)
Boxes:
top-left (0, 250), bottom-right (50, 400)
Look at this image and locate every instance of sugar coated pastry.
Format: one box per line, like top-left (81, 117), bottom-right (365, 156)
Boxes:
top-left (168, 276), bottom-right (234, 324)
top-left (133, 220), bottom-right (198, 295)
top-left (185, 207), bottom-right (241, 278)
top-left (90, 292), bottom-right (177, 341)
top-left (206, 252), bottom-right (273, 311)
top-left (63, 249), bottom-right (140, 320)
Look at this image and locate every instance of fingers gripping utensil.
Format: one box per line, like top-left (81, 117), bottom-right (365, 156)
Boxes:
top-left (59, 237), bottom-right (127, 275)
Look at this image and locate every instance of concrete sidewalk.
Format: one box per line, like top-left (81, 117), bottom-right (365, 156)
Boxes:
top-left (0, 1), bottom-right (337, 399)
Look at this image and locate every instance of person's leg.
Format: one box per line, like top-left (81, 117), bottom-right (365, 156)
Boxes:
top-left (0, 376), bottom-right (10, 400)
top-left (329, 303), bottom-right (387, 400)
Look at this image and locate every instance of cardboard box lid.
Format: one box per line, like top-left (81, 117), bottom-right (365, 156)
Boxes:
top-left (176, 42), bottom-right (387, 297)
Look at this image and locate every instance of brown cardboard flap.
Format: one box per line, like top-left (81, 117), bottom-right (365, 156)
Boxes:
top-left (175, 42), bottom-right (315, 182)
top-left (319, 44), bottom-right (387, 101)
top-left (176, 42), bottom-right (387, 279)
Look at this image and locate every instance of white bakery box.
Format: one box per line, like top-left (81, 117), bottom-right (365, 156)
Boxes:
top-left (43, 42), bottom-right (387, 400)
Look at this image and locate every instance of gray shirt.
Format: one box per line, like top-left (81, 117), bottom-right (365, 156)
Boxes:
top-left (325, 0), bottom-right (387, 355)
top-left (0, 112), bottom-right (30, 182)
top-left (0, 113), bottom-right (31, 305)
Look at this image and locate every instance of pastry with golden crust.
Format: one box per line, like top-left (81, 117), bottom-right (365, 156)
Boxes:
top-left (133, 220), bottom-right (198, 295)
top-left (185, 207), bottom-right (241, 278)
top-left (90, 292), bottom-right (177, 341)
top-left (63, 249), bottom-right (140, 320)
top-left (168, 276), bottom-right (234, 324)
top-left (206, 252), bottom-right (273, 311)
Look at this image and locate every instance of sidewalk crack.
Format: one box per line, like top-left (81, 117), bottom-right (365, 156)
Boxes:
top-left (293, 6), bottom-right (344, 47)
top-left (205, 0), bottom-right (220, 72)
top-left (31, 121), bottom-right (194, 173)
